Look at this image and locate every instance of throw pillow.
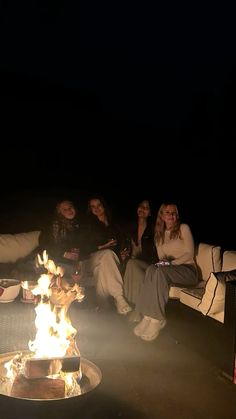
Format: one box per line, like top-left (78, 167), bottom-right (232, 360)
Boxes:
top-left (222, 251), bottom-right (236, 272)
top-left (195, 243), bottom-right (221, 281)
top-left (198, 270), bottom-right (236, 316)
top-left (0, 231), bottom-right (40, 264)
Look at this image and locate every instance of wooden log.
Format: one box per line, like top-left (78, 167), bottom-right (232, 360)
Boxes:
top-left (11, 374), bottom-right (65, 399)
top-left (24, 356), bottom-right (80, 378)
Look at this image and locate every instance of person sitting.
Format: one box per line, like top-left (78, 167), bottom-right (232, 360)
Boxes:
top-left (85, 194), bottom-right (132, 315)
top-left (123, 199), bottom-right (158, 321)
top-left (133, 202), bottom-right (198, 341)
top-left (38, 199), bottom-right (87, 283)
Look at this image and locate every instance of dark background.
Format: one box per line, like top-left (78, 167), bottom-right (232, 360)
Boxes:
top-left (0, 2), bottom-right (236, 250)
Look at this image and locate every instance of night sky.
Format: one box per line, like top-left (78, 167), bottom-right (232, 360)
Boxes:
top-left (0, 2), bottom-right (236, 249)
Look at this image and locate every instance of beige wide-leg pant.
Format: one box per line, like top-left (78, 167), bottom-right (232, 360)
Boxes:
top-left (88, 249), bottom-right (124, 300)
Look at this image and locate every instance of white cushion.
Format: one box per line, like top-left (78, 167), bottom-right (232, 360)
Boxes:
top-left (208, 311), bottom-right (224, 323)
top-left (180, 286), bottom-right (204, 310)
top-left (0, 231), bottom-right (40, 263)
top-left (169, 286), bottom-right (183, 299)
top-left (198, 272), bottom-right (225, 316)
top-left (222, 251), bottom-right (236, 272)
top-left (180, 285), bottom-right (224, 323)
top-left (195, 243), bottom-right (221, 281)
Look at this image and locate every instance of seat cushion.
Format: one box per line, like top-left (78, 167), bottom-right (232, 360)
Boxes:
top-left (169, 286), bottom-right (183, 299)
top-left (180, 286), bottom-right (205, 310)
top-left (180, 281), bottom-right (225, 323)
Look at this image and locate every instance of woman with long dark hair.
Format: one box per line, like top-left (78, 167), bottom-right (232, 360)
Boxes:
top-left (85, 194), bottom-right (132, 315)
top-left (123, 199), bottom-right (158, 320)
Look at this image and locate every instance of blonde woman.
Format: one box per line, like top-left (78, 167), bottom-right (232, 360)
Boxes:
top-left (134, 202), bottom-right (198, 341)
top-left (38, 199), bottom-right (84, 281)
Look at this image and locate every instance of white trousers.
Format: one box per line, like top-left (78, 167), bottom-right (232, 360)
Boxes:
top-left (88, 249), bottom-right (124, 300)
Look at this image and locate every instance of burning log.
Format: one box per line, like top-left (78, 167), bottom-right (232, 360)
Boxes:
top-left (11, 374), bottom-right (65, 399)
top-left (24, 356), bottom-right (81, 379)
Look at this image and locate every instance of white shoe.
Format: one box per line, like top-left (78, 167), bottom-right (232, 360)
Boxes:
top-left (140, 319), bottom-right (167, 341)
top-left (133, 316), bottom-right (151, 337)
top-left (115, 297), bottom-right (132, 315)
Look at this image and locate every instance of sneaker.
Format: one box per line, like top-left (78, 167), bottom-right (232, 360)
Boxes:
top-left (140, 319), bottom-right (167, 341)
top-left (133, 316), bottom-right (151, 337)
top-left (115, 297), bottom-right (132, 315)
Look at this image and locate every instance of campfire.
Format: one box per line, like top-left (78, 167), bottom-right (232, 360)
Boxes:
top-left (0, 251), bottom-right (101, 400)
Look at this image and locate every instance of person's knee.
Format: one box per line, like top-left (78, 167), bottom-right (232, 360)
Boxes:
top-left (156, 266), bottom-right (169, 286)
top-left (100, 249), bottom-right (118, 263)
top-left (146, 264), bottom-right (156, 275)
top-left (126, 259), bottom-right (137, 269)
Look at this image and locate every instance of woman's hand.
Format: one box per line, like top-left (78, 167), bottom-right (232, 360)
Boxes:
top-left (98, 239), bottom-right (117, 250)
top-left (71, 272), bottom-right (81, 282)
top-left (107, 238), bottom-right (117, 247)
top-left (64, 249), bottom-right (80, 261)
top-left (120, 248), bottom-right (130, 261)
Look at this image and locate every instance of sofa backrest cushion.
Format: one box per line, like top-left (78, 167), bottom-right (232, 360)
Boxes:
top-left (0, 231), bottom-right (40, 263)
top-left (195, 243), bottom-right (222, 281)
top-left (198, 270), bottom-right (236, 316)
top-left (222, 251), bottom-right (236, 272)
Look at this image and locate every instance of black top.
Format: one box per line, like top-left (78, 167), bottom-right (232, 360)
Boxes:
top-left (85, 213), bottom-right (126, 258)
top-left (127, 218), bottom-right (158, 264)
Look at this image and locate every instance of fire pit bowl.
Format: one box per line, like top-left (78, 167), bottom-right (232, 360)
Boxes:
top-left (0, 351), bottom-right (102, 401)
top-left (0, 279), bottom-right (21, 303)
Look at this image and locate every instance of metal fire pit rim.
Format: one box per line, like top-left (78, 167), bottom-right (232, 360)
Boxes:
top-left (0, 350), bottom-right (102, 402)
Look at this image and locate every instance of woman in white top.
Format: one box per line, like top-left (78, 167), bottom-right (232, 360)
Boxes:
top-left (134, 203), bottom-right (198, 341)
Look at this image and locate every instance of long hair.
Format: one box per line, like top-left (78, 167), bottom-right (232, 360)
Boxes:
top-left (132, 199), bottom-right (152, 245)
top-left (154, 203), bottom-right (181, 245)
top-left (87, 194), bottom-right (112, 224)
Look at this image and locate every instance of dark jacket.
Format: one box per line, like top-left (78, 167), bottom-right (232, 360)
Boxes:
top-left (39, 214), bottom-right (89, 263)
top-left (85, 214), bottom-right (126, 258)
